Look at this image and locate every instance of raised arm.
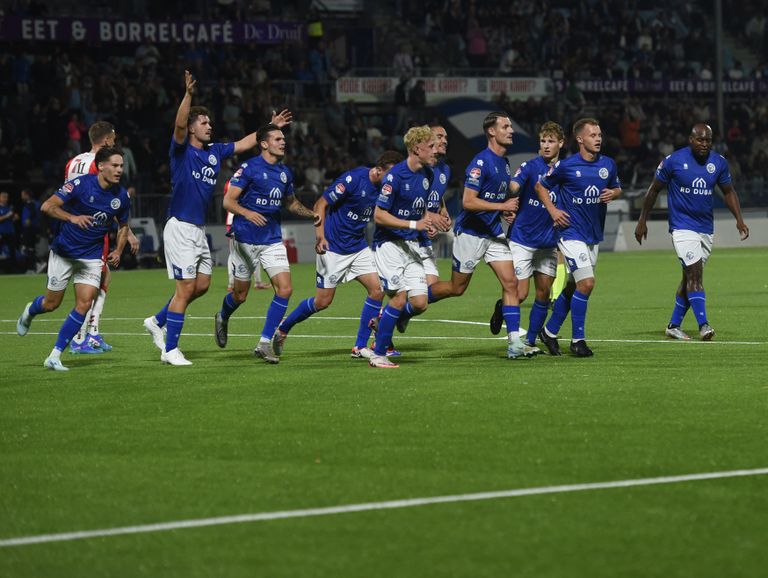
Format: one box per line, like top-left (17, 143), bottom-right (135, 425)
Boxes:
top-left (233, 109), bottom-right (293, 155)
top-left (174, 70), bottom-right (196, 145)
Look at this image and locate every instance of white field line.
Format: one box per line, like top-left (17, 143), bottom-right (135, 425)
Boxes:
top-left (1, 467), bottom-right (767, 548)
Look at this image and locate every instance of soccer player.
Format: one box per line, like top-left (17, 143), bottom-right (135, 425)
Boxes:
top-left (143, 71), bottom-right (290, 366)
top-left (426, 112), bottom-right (529, 359)
top-left (16, 147), bottom-right (131, 371)
top-left (534, 118), bottom-right (622, 357)
top-left (213, 123), bottom-right (315, 364)
top-left (224, 179), bottom-right (271, 292)
top-left (634, 123), bottom-right (749, 340)
top-left (272, 150), bottom-right (404, 359)
top-left (63, 121), bottom-right (139, 354)
top-left (488, 121), bottom-right (564, 353)
top-left (368, 125), bottom-right (451, 368)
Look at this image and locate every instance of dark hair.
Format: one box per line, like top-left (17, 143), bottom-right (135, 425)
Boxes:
top-left (88, 121), bottom-right (115, 146)
top-left (188, 106), bottom-right (210, 127)
top-left (482, 111), bottom-right (510, 135)
top-left (375, 150), bottom-right (404, 168)
top-left (95, 146), bottom-right (123, 166)
top-left (572, 117), bottom-right (600, 136)
top-left (256, 123), bottom-right (281, 143)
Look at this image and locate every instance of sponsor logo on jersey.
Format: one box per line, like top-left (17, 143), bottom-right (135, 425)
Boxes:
top-left (706, 163), bottom-right (716, 174)
top-left (110, 198), bottom-right (121, 210)
top-left (208, 154), bottom-right (217, 165)
top-left (93, 211), bottom-right (109, 226)
top-left (412, 197), bottom-right (425, 210)
top-left (202, 166), bottom-right (215, 178)
top-left (599, 167), bottom-right (609, 179)
top-left (692, 177), bottom-right (708, 189)
top-left (585, 185), bottom-right (600, 197)
top-left (269, 187), bottom-right (282, 199)
top-left (476, 159), bottom-right (484, 167)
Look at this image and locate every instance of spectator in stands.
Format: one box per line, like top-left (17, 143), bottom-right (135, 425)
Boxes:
top-left (0, 191), bottom-right (18, 273)
top-left (393, 43), bottom-right (416, 77)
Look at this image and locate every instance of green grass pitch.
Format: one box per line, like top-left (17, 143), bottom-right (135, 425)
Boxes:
top-left (1, 248), bottom-right (767, 577)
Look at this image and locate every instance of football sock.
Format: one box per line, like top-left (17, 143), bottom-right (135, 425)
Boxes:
top-left (55, 309), bottom-right (86, 351)
top-left (356, 297), bottom-right (382, 349)
top-left (688, 291), bottom-right (708, 327)
top-left (220, 292), bottom-right (240, 321)
top-left (570, 290), bottom-right (590, 341)
top-left (545, 292), bottom-right (571, 337)
top-left (279, 297), bottom-right (316, 334)
top-left (669, 294), bottom-right (689, 327)
top-left (29, 295), bottom-right (46, 317)
top-left (527, 299), bottom-right (550, 345)
top-left (398, 301), bottom-right (420, 325)
top-left (71, 310), bottom-right (90, 345)
top-left (154, 297), bottom-right (172, 328)
top-left (373, 304), bottom-right (401, 356)
top-left (427, 286), bottom-right (437, 304)
top-left (165, 311), bottom-right (185, 352)
top-left (87, 289), bottom-right (107, 335)
top-left (502, 305), bottom-right (521, 339)
top-left (262, 295), bottom-right (290, 340)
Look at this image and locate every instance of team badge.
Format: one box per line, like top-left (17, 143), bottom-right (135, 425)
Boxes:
top-left (280, 172), bottom-right (287, 183)
top-left (599, 168), bottom-right (609, 179)
top-left (439, 173), bottom-right (447, 185)
top-left (465, 260), bottom-right (475, 269)
top-left (422, 178), bottom-right (429, 190)
top-left (186, 265), bottom-right (195, 274)
top-left (579, 253), bottom-right (588, 262)
top-left (329, 275), bottom-right (338, 284)
top-left (706, 163), bottom-right (716, 174)
top-left (515, 266), bottom-right (522, 276)
top-left (110, 198), bottom-right (121, 210)
top-left (238, 264), bottom-right (247, 274)
top-left (391, 275), bottom-right (401, 284)
top-left (49, 276), bottom-right (58, 286)
top-left (686, 251), bottom-right (694, 261)
top-left (208, 154), bottom-right (217, 165)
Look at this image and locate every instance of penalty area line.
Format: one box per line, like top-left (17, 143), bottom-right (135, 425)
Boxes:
top-left (1, 467), bottom-right (767, 548)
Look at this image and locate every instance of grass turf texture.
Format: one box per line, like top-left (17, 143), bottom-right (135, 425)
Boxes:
top-left (1, 247), bottom-right (767, 577)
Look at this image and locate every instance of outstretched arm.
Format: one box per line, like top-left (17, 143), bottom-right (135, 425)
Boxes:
top-left (233, 109), bottom-right (293, 155)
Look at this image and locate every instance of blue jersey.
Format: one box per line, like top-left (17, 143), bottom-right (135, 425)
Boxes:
top-left (322, 166), bottom-right (378, 254)
top-left (51, 174), bottom-right (131, 259)
top-left (419, 160), bottom-right (451, 248)
top-left (540, 153), bottom-right (620, 245)
top-left (656, 147), bottom-right (732, 234)
top-left (168, 136), bottom-right (235, 225)
top-left (230, 155), bottom-right (295, 245)
top-left (21, 201), bottom-right (40, 232)
top-left (0, 205), bottom-right (13, 234)
top-left (454, 148), bottom-right (511, 238)
top-left (508, 156), bottom-right (558, 248)
top-left (373, 160), bottom-right (433, 247)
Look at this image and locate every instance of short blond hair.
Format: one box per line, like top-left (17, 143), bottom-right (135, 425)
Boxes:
top-left (404, 125), bottom-right (434, 153)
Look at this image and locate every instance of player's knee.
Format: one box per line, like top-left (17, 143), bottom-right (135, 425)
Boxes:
top-left (232, 289), bottom-right (248, 303)
top-left (410, 295), bottom-right (428, 312)
top-left (275, 286), bottom-right (292, 299)
top-left (577, 277), bottom-right (595, 294)
top-left (314, 295), bottom-right (332, 310)
top-left (452, 282), bottom-right (469, 297)
top-left (369, 287), bottom-right (385, 301)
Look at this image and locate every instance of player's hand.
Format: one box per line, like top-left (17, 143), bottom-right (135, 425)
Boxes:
top-left (429, 212), bottom-right (452, 232)
top-left (500, 197), bottom-right (519, 212)
top-left (106, 250), bottom-right (121, 268)
top-left (313, 213), bottom-right (322, 227)
top-left (548, 207), bottom-right (570, 228)
top-left (271, 109), bottom-right (293, 128)
top-left (315, 236), bottom-right (329, 255)
top-left (737, 220), bottom-right (749, 240)
top-left (439, 210), bottom-right (452, 228)
top-left (127, 231), bottom-right (140, 254)
top-left (634, 220), bottom-right (647, 245)
top-left (70, 215), bottom-right (94, 229)
top-left (184, 70), bottom-right (196, 95)
top-left (502, 210), bottom-right (517, 224)
top-left (600, 188), bottom-right (617, 203)
top-left (245, 210), bottom-right (266, 227)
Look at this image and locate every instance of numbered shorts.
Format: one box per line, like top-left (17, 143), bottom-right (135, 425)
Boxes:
top-left (46, 251), bottom-right (102, 291)
top-left (374, 239), bottom-right (428, 296)
top-left (230, 240), bottom-right (289, 281)
top-left (418, 244), bottom-right (439, 278)
top-left (451, 233), bottom-right (513, 274)
top-left (316, 247), bottom-right (377, 288)
top-left (163, 217), bottom-right (213, 280)
top-left (672, 229), bottom-right (713, 267)
top-left (559, 239), bottom-right (599, 282)
top-left (508, 241), bottom-right (558, 279)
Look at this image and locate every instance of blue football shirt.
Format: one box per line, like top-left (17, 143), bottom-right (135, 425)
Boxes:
top-left (373, 160), bottom-right (433, 247)
top-left (540, 153), bottom-right (620, 245)
top-left (322, 166), bottom-right (378, 254)
top-left (230, 155), bottom-right (295, 245)
top-left (419, 160), bottom-right (451, 248)
top-left (656, 147), bottom-right (731, 234)
top-left (508, 156), bottom-right (558, 249)
top-left (454, 148), bottom-right (511, 238)
top-left (51, 174), bottom-right (131, 259)
top-left (168, 136), bottom-right (235, 225)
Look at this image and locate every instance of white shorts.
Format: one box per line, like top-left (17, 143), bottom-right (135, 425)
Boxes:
top-left (559, 239), bottom-right (599, 282)
top-left (452, 233), bottom-right (513, 274)
top-left (672, 229), bottom-right (713, 267)
top-left (317, 247), bottom-right (377, 288)
top-left (374, 239), bottom-right (428, 296)
top-left (46, 251), bottom-right (102, 291)
top-left (508, 241), bottom-right (557, 279)
top-left (418, 244), bottom-right (439, 278)
top-left (227, 238), bottom-right (264, 288)
top-left (230, 240), bottom-right (289, 281)
top-left (163, 218), bottom-right (213, 280)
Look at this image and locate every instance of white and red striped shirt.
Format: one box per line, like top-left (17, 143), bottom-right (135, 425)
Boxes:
top-left (64, 151), bottom-right (97, 182)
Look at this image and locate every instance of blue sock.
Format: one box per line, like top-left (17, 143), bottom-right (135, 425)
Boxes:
top-left (427, 286), bottom-right (437, 304)
top-left (356, 297), bottom-right (382, 349)
top-left (279, 297), bottom-right (315, 334)
top-left (374, 304), bottom-right (401, 355)
top-left (688, 291), bottom-right (708, 327)
top-left (502, 305), bottom-right (521, 334)
top-left (54, 309), bottom-right (86, 351)
top-left (527, 299), bottom-right (550, 345)
top-left (546, 292), bottom-right (571, 336)
top-left (29, 295), bottom-right (46, 317)
top-left (165, 311), bottom-right (185, 352)
top-left (398, 301), bottom-right (420, 324)
top-left (669, 294), bottom-right (689, 327)
top-left (262, 295), bottom-right (290, 339)
top-left (220, 292), bottom-right (240, 321)
top-left (570, 290), bottom-right (590, 340)
top-left (155, 297), bottom-right (172, 328)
